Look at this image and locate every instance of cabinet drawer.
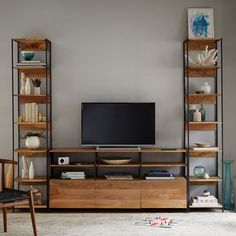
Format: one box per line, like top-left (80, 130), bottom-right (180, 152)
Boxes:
top-left (141, 178), bottom-right (187, 208)
top-left (95, 180), bottom-right (140, 208)
top-left (50, 179), bottom-right (95, 208)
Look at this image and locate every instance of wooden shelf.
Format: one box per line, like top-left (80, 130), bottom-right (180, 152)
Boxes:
top-left (97, 163), bottom-right (140, 168)
top-left (189, 176), bottom-right (222, 185)
top-left (190, 203), bottom-right (223, 209)
top-left (14, 38), bottom-right (48, 51)
top-left (141, 162), bottom-right (185, 167)
top-left (14, 148), bottom-right (47, 157)
top-left (186, 94), bottom-right (220, 104)
top-left (184, 38), bottom-right (220, 51)
top-left (50, 164), bottom-right (94, 168)
top-left (50, 147), bottom-right (186, 153)
top-left (17, 122), bottom-right (50, 131)
top-left (15, 176), bottom-right (47, 185)
top-left (15, 66), bottom-right (49, 78)
top-left (185, 66), bottom-right (218, 77)
top-left (189, 149), bottom-right (221, 158)
top-left (14, 95), bottom-right (51, 104)
top-left (186, 121), bottom-right (222, 131)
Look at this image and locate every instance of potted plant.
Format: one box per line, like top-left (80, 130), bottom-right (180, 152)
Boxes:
top-left (31, 78), bottom-right (41, 95)
top-left (25, 132), bottom-right (44, 149)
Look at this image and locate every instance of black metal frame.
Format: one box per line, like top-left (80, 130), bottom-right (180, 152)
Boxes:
top-left (183, 38), bottom-right (224, 211)
top-left (12, 38), bottom-right (52, 210)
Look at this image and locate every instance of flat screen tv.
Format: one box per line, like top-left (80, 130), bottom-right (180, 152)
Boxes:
top-left (81, 103), bottom-right (155, 146)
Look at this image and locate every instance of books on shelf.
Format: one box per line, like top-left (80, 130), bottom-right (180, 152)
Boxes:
top-left (25, 103), bottom-right (39, 123)
top-left (191, 195), bottom-right (219, 207)
top-left (61, 172), bottom-right (86, 180)
top-left (190, 146), bottom-right (219, 151)
top-left (145, 170), bottom-right (175, 180)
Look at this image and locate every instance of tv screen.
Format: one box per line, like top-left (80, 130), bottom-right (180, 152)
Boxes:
top-left (81, 103), bottom-right (155, 146)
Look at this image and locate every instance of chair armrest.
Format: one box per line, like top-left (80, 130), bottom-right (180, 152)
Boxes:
top-left (0, 159), bottom-right (17, 165)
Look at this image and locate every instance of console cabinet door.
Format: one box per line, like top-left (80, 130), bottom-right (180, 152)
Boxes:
top-left (95, 180), bottom-right (140, 208)
top-left (50, 179), bottom-right (95, 208)
top-left (141, 179), bottom-right (187, 208)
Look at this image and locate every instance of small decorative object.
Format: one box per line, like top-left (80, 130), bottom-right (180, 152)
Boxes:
top-left (188, 8), bottom-right (214, 39)
top-left (204, 173), bottom-right (210, 179)
top-left (32, 78), bottom-right (41, 95)
top-left (224, 160), bottom-right (234, 210)
top-left (199, 103), bottom-right (206, 121)
top-left (42, 116), bottom-right (47, 122)
top-left (18, 113), bottom-right (26, 122)
top-left (193, 166), bottom-right (206, 178)
top-left (30, 186), bottom-right (44, 205)
top-left (29, 161), bottom-right (35, 179)
top-left (25, 77), bottom-right (31, 95)
top-left (25, 132), bottom-right (43, 149)
top-left (20, 72), bottom-right (26, 95)
top-left (189, 104), bottom-right (196, 122)
top-left (187, 45), bottom-right (218, 67)
top-left (21, 51), bottom-right (35, 61)
top-left (201, 82), bottom-right (211, 94)
top-left (101, 158), bottom-right (132, 165)
top-left (193, 108), bottom-right (201, 122)
top-left (203, 190), bottom-right (210, 196)
top-left (38, 112), bottom-right (43, 122)
top-left (58, 157), bottom-right (70, 165)
top-left (21, 156), bottom-right (29, 178)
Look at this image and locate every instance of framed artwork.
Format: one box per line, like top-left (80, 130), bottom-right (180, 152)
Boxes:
top-left (188, 8), bottom-right (214, 39)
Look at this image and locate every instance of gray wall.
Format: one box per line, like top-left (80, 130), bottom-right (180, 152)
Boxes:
top-left (0, 1), bottom-right (235, 178)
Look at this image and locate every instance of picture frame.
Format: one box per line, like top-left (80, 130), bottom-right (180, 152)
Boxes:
top-left (188, 8), bottom-right (215, 39)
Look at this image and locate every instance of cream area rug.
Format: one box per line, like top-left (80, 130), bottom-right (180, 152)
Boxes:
top-left (1, 212), bottom-right (236, 236)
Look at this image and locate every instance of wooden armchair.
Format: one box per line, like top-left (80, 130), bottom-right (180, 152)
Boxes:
top-left (0, 159), bottom-right (37, 235)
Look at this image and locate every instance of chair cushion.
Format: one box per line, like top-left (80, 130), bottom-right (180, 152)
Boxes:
top-left (0, 188), bottom-right (29, 203)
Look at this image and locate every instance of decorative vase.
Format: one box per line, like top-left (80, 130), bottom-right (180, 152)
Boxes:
top-left (25, 77), bottom-right (31, 95)
top-left (25, 136), bottom-right (40, 149)
top-left (201, 82), bottom-right (211, 94)
top-left (189, 104), bottom-right (196, 122)
top-left (20, 72), bottom-right (26, 95)
top-left (21, 156), bottom-right (29, 178)
top-left (224, 160), bottom-right (234, 210)
top-left (193, 109), bottom-right (201, 122)
top-left (199, 103), bottom-right (206, 121)
top-left (34, 87), bottom-right (40, 95)
top-left (193, 166), bottom-right (206, 178)
top-left (29, 161), bottom-right (35, 180)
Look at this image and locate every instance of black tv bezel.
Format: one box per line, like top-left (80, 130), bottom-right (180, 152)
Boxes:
top-left (81, 102), bottom-right (156, 147)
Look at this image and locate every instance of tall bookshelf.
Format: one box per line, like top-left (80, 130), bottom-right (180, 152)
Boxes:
top-left (183, 38), bottom-right (223, 211)
top-left (12, 39), bottom-right (52, 209)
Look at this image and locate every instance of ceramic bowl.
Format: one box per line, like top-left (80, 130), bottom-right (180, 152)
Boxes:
top-left (194, 142), bottom-right (211, 148)
top-left (101, 158), bottom-right (132, 165)
top-left (21, 51), bottom-right (35, 61)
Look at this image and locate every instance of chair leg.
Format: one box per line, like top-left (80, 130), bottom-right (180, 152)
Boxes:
top-left (3, 207), bottom-right (7, 232)
top-left (28, 190), bottom-right (37, 236)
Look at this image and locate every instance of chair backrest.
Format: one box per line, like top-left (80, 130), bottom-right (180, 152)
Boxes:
top-left (0, 159), bottom-right (17, 190)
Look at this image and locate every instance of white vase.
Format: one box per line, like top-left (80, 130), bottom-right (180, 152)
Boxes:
top-left (25, 136), bottom-right (40, 149)
top-left (20, 72), bottom-right (26, 95)
top-left (21, 156), bottom-right (29, 178)
top-left (193, 109), bottom-right (201, 122)
top-left (25, 77), bottom-right (31, 95)
top-left (29, 161), bottom-right (35, 180)
top-left (201, 82), bottom-right (211, 94)
top-left (34, 87), bottom-right (40, 95)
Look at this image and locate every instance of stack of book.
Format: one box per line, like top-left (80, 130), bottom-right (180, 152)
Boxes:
top-left (16, 61), bottom-right (46, 66)
top-left (25, 103), bottom-right (39, 123)
top-left (61, 171), bottom-right (85, 180)
top-left (145, 170), bottom-right (175, 180)
top-left (190, 146), bottom-right (219, 151)
top-left (104, 173), bottom-right (133, 180)
top-left (191, 195), bottom-right (220, 207)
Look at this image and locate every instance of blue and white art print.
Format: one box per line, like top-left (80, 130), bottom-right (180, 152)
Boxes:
top-left (188, 8), bottom-right (214, 39)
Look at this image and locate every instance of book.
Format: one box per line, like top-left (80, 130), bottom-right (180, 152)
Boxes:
top-left (190, 147), bottom-right (219, 151)
top-left (105, 174), bottom-right (133, 180)
top-left (146, 170), bottom-right (174, 178)
top-left (145, 177), bottom-right (175, 180)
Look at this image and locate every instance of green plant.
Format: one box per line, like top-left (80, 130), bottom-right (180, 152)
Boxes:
top-left (31, 78), bottom-right (41, 87)
top-left (25, 132), bottom-right (44, 138)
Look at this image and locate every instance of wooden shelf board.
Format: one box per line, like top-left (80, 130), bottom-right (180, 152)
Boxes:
top-left (186, 121), bottom-right (221, 131)
top-left (189, 149), bottom-right (221, 158)
top-left (141, 176), bottom-right (186, 181)
top-left (17, 122), bottom-right (50, 131)
top-left (14, 148), bottom-right (48, 157)
top-left (185, 66), bottom-right (219, 70)
top-left (188, 121), bottom-right (222, 124)
top-left (189, 176), bottom-right (222, 185)
top-left (14, 38), bottom-right (48, 51)
top-left (184, 38), bottom-right (221, 43)
top-left (97, 164), bottom-right (140, 168)
top-left (141, 162), bottom-right (186, 167)
top-left (50, 164), bottom-right (94, 168)
top-left (190, 203), bottom-right (223, 209)
top-left (15, 66), bottom-right (46, 70)
top-left (15, 202), bottom-right (47, 209)
top-left (185, 67), bottom-right (218, 77)
top-left (184, 38), bottom-right (220, 51)
top-left (14, 94), bottom-right (51, 104)
top-left (50, 147), bottom-right (186, 153)
top-left (186, 94), bottom-right (220, 104)
top-left (15, 176), bottom-right (47, 184)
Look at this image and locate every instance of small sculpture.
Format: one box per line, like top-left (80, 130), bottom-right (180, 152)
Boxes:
top-left (20, 72), bottom-right (26, 95)
top-left (201, 82), bottom-right (211, 94)
top-left (204, 173), bottom-right (210, 179)
top-left (186, 45), bottom-right (218, 67)
top-left (29, 161), bottom-right (35, 179)
top-left (21, 156), bottom-right (29, 178)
